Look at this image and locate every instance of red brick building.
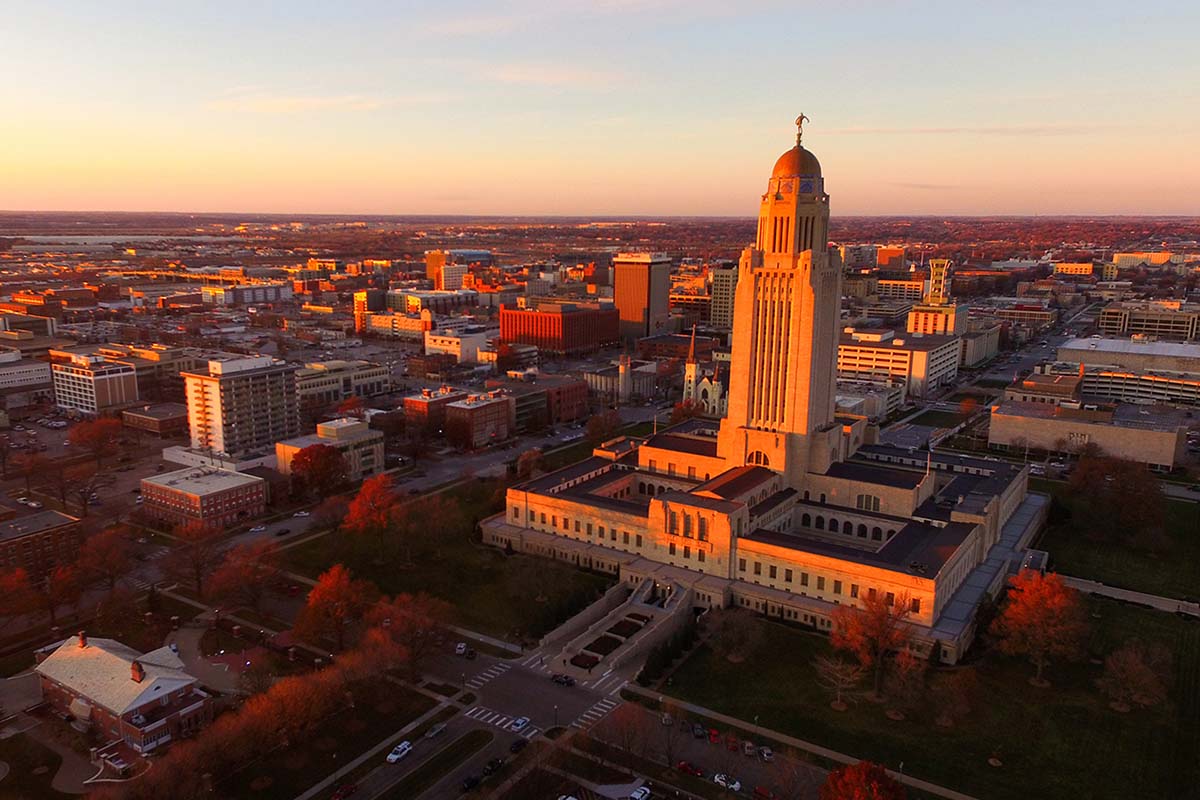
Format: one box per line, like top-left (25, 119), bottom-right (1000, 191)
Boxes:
top-left (499, 302), bottom-right (618, 357)
top-left (36, 633), bottom-right (213, 755)
top-left (140, 467), bottom-right (266, 529)
top-left (445, 392), bottom-right (516, 449)
top-left (0, 511), bottom-right (82, 578)
top-left (403, 385), bottom-right (469, 434)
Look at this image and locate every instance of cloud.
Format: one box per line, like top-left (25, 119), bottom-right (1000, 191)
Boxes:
top-left (888, 181), bottom-right (960, 190)
top-left (422, 14), bottom-right (518, 36)
top-left (481, 63), bottom-right (623, 89)
top-left (827, 123), bottom-right (1102, 136)
top-left (208, 91), bottom-right (445, 114)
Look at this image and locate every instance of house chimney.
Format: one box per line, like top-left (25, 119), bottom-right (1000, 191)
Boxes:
top-left (78, 630), bottom-right (87, 648)
top-left (131, 660), bottom-right (145, 683)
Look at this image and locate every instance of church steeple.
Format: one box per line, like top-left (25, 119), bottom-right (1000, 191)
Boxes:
top-left (686, 323), bottom-right (697, 363)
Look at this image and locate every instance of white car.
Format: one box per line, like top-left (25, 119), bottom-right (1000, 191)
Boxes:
top-left (386, 741), bottom-right (412, 763)
top-left (27, 501), bottom-right (42, 509)
top-left (509, 716), bottom-right (530, 732)
top-left (714, 774), bottom-right (741, 792)
top-left (250, 525), bottom-right (268, 533)
top-left (629, 788), bottom-right (652, 800)
top-left (293, 511), bottom-right (310, 518)
top-left (454, 642), bottom-right (468, 656)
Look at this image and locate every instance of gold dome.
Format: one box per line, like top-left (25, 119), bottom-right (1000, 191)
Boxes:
top-left (771, 145), bottom-right (821, 178)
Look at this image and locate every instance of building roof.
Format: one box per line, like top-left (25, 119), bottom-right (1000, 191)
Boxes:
top-left (692, 466), bottom-right (775, 500)
top-left (825, 461), bottom-right (926, 489)
top-left (840, 330), bottom-right (960, 352)
top-left (142, 466), bottom-right (264, 495)
top-left (641, 433), bottom-right (719, 458)
top-left (992, 400), bottom-right (1189, 431)
top-left (0, 510), bottom-right (77, 544)
top-left (771, 144), bottom-right (821, 178)
top-left (1059, 337), bottom-right (1200, 359)
top-left (123, 402), bottom-right (188, 420)
top-left (35, 636), bottom-right (196, 716)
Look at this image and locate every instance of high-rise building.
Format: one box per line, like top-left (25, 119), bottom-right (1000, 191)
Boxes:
top-left (709, 264), bottom-right (739, 330)
top-left (183, 355), bottom-right (300, 457)
top-left (613, 252), bottom-right (672, 342)
top-left (905, 259), bottom-right (967, 336)
top-left (715, 131), bottom-right (843, 485)
top-left (51, 352), bottom-right (139, 415)
top-left (353, 288), bottom-right (386, 333)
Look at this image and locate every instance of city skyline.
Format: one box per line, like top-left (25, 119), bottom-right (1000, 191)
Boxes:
top-left (3, 0), bottom-right (1198, 218)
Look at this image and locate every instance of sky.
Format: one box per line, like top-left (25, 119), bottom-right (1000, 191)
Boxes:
top-left (2, 0), bottom-right (1198, 217)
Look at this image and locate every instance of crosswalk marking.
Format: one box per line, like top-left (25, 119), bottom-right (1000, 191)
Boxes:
top-left (571, 697), bottom-right (619, 730)
top-left (464, 705), bottom-right (541, 739)
top-left (464, 662), bottom-right (511, 690)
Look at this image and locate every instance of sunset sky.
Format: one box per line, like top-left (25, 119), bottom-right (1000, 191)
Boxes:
top-left (3, 0), bottom-right (1197, 217)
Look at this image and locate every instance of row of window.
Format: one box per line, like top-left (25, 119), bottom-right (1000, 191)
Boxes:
top-left (666, 541), bottom-right (706, 562)
top-left (800, 513), bottom-right (895, 542)
top-left (735, 557), bottom-right (921, 612)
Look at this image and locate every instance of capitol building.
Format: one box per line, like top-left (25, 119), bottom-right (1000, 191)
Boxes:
top-left (482, 123), bottom-right (1047, 662)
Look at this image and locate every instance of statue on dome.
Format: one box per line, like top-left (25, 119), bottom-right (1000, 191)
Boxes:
top-left (795, 113), bottom-right (810, 143)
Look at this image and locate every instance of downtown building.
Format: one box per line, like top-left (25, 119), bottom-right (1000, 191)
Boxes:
top-left (613, 252), bottom-right (672, 343)
top-left (483, 125), bottom-right (1044, 664)
top-left (183, 355), bottom-right (300, 458)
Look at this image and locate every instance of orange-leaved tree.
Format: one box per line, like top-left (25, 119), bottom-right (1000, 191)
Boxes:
top-left (71, 417), bottom-right (124, 467)
top-left (820, 760), bottom-right (906, 800)
top-left (293, 564), bottom-right (377, 651)
top-left (289, 443), bottom-right (348, 499)
top-left (77, 527), bottom-right (132, 594)
top-left (165, 521), bottom-right (225, 600)
top-left (209, 540), bottom-right (281, 614)
top-left (990, 569), bottom-right (1087, 686)
top-left (362, 592), bottom-right (451, 678)
top-left (831, 590), bottom-right (912, 699)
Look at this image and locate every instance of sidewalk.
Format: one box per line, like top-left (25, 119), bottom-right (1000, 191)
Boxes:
top-left (623, 684), bottom-right (979, 800)
top-left (1061, 575), bottom-right (1200, 615)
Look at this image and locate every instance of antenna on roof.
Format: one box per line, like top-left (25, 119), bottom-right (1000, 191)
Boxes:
top-left (925, 449), bottom-right (932, 477)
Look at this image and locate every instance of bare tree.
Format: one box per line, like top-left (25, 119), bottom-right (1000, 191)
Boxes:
top-left (814, 654), bottom-right (865, 711)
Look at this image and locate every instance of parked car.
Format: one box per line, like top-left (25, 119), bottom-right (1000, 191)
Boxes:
top-left (660, 712), bottom-right (673, 727)
top-left (482, 757), bottom-right (506, 776)
top-left (331, 784), bottom-right (358, 800)
top-left (385, 741), bottom-right (412, 763)
top-left (424, 723), bottom-right (446, 739)
top-left (758, 746), bottom-right (775, 762)
top-left (714, 774), bottom-right (742, 792)
top-left (461, 775), bottom-right (481, 791)
top-left (743, 740), bottom-right (756, 756)
top-left (707, 728), bottom-right (720, 744)
top-left (464, 647), bottom-right (477, 660)
top-left (629, 788), bottom-right (651, 800)
top-left (510, 738), bottom-right (529, 753)
top-left (455, 642), bottom-right (468, 656)
top-left (509, 716), bottom-right (529, 732)
top-left (274, 528), bottom-right (291, 537)
top-left (551, 673), bottom-right (576, 687)
top-left (753, 787), bottom-right (777, 799)
top-left (676, 760), bottom-right (704, 777)
top-left (725, 735), bottom-right (739, 752)
top-left (691, 724), bottom-right (706, 739)
top-left (293, 510), bottom-right (310, 517)
top-left (249, 525), bottom-right (267, 533)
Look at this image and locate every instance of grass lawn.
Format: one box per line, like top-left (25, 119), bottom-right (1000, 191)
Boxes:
top-left (0, 734), bottom-right (74, 800)
top-left (1033, 479), bottom-right (1200, 600)
top-left (667, 600), bottom-right (1200, 800)
top-left (285, 480), bottom-right (614, 642)
top-left (220, 682), bottom-right (435, 799)
top-left (377, 729), bottom-right (493, 800)
top-left (908, 409), bottom-right (967, 428)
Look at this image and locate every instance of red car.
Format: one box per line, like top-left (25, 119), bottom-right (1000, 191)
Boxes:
top-left (676, 760), bottom-right (704, 777)
top-left (753, 788), bottom-right (777, 800)
top-left (708, 728), bottom-right (720, 743)
top-left (331, 785), bottom-right (358, 800)
top-left (725, 734), bottom-right (740, 752)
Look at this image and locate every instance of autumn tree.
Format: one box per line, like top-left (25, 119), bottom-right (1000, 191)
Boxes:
top-left (821, 760), bottom-right (906, 800)
top-left (605, 703), bottom-right (652, 759)
top-left (71, 417), bottom-right (124, 467)
top-left (1096, 638), bottom-right (1172, 712)
top-left (36, 565), bottom-right (82, 627)
top-left (311, 495), bottom-right (350, 530)
top-left (293, 564), bottom-right (376, 651)
top-left (335, 396), bottom-right (365, 418)
top-left (13, 452), bottom-right (48, 493)
top-left (289, 443), bottom-right (349, 499)
top-left (658, 700), bottom-right (686, 766)
top-left (958, 396), bottom-right (979, 417)
top-left (77, 527), bottom-right (132, 593)
top-left (0, 567), bottom-right (36, 626)
top-left (0, 434), bottom-right (11, 478)
top-left (67, 463), bottom-right (114, 518)
top-left (990, 569), bottom-right (1087, 686)
top-left (395, 492), bottom-right (467, 560)
top-left (705, 607), bottom-right (764, 664)
top-left (343, 473), bottom-right (399, 547)
top-left (165, 521), bottom-right (225, 600)
top-left (362, 592), bottom-right (451, 679)
top-left (1067, 450), bottom-right (1165, 549)
top-left (669, 399), bottom-right (704, 424)
top-left (209, 540), bottom-right (281, 614)
top-left (814, 654), bottom-right (865, 711)
top-left (831, 591), bottom-right (913, 699)
top-left (771, 758), bottom-right (823, 800)
top-left (586, 409), bottom-right (622, 445)
top-left (443, 414), bottom-right (472, 450)
top-left (515, 448), bottom-right (545, 479)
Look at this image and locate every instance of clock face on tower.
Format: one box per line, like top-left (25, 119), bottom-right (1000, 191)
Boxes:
top-left (799, 179), bottom-right (814, 194)
top-left (778, 180), bottom-right (793, 193)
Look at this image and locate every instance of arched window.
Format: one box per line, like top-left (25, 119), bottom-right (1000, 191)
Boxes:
top-left (748, 450), bottom-right (770, 467)
top-left (801, 513), bottom-right (812, 527)
top-left (843, 520), bottom-right (853, 535)
top-left (857, 524), bottom-right (868, 538)
top-left (815, 516), bottom-right (825, 530)
top-left (828, 518), bottom-right (838, 532)
top-left (819, 493), bottom-right (827, 503)
top-left (639, 481), bottom-right (646, 494)
top-left (803, 491), bottom-right (810, 500)
top-left (871, 527), bottom-right (883, 541)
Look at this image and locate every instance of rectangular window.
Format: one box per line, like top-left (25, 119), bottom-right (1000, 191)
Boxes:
top-left (587, 523), bottom-right (593, 536)
top-left (649, 459), bottom-right (657, 471)
top-left (669, 542), bottom-right (676, 555)
top-left (785, 569), bottom-right (793, 582)
top-left (687, 465), bottom-right (696, 479)
top-left (801, 572), bottom-right (809, 587)
top-left (683, 515), bottom-right (692, 538)
top-left (768, 565), bottom-right (777, 579)
top-left (698, 517), bottom-right (708, 541)
top-left (611, 529), bottom-right (617, 541)
top-left (563, 517), bottom-right (569, 530)
top-left (551, 516), bottom-right (557, 528)
top-left (635, 534), bottom-right (643, 547)
top-left (599, 526), bottom-right (605, 538)
top-left (683, 546), bottom-right (690, 559)
top-left (623, 531), bottom-right (630, 544)
top-left (850, 584), bottom-right (859, 598)
top-left (738, 558), bottom-right (747, 572)
top-left (540, 513), bottom-right (546, 524)
top-left (697, 549), bottom-right (705, 563)
top-left (753, 562), bottom-right (762, 576)
top-left (817, 576), bottom-right (826, 591)
top-left (886, 592), bottom-right (895, 606)
top-left (528, 510), bottom-right (535, 521)
top-left (574, 520), bottom-right (580, 532)
top-left (512, 506), bottom-right (519, 519)
top-left (911, 598), bottom-right (921, 614)
top-left (833, 580), bottom-right (842, 595)
top-left (868, 587), bottom-right (877, 600)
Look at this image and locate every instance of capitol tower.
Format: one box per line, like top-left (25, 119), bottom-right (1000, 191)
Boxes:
top-left (718, 116), bottom-right (846, 487)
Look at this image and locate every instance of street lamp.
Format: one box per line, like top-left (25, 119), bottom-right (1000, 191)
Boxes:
top-left (554, 704), bottom-right (558, 728)
top-left (461, 672), bottom-right (466, 693)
